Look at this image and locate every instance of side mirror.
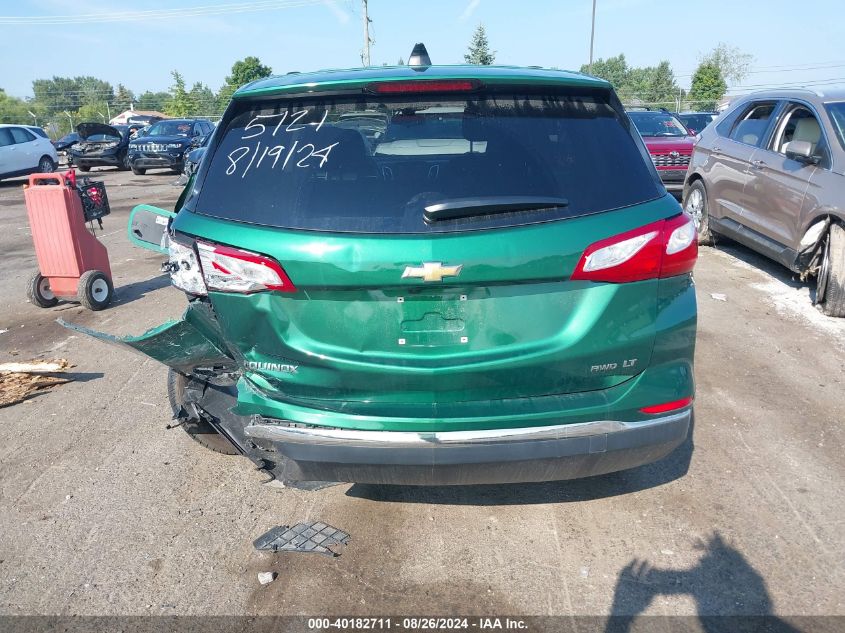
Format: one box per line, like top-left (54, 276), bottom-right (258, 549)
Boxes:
top-left (785, 140), bottom-right (820, 165)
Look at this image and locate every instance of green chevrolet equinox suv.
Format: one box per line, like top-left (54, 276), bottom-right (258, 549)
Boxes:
top-left (70, 56), bottom-right (698, 486)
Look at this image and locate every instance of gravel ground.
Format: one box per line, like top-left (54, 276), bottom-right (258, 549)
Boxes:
top-left (0, 168), bottom-right (842, 625)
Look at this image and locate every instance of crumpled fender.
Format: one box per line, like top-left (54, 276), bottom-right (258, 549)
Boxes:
top-left (796, 216), bottom-right (831, 278)
top-left (59, 300), bottom-right (238, 375)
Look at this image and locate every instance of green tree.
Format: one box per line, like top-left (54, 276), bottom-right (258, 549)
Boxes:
top-left (165, 71), bottom-right (196, 117)
top-left (136, 90), bottom-right (172, 112)
top-left (32, 76), bottom-right (113, 116)
top-left (464, 24), bottom-right (495, 65)
top-left (581, 54), bottom-right (630, 91)
top-left (0, 89), bottom-right (30, 124)
top-left (397, 57), bottom-right (405, 65)
top-left (226, 56), bottom-right (273, 88)
top-left (188, 82), bottom-right (216, 117)
top-left (114, 84), bottom-right (135, 112)
top-left (217, 56), bottom-right (274, 115)
top-left (689, 62), bottom-right (727, 111)
top-left (701, 43), bottom-right (753, 84)
top-left (581, 55), bottom-right (679, 107)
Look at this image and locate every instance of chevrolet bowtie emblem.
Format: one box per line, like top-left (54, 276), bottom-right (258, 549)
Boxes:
top-left (402, 262), bottom-right (463, 282)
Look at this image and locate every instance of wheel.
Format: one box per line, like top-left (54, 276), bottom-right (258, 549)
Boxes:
top-left (820, 223), bottom-right (845, 318)
top-left (78, 165), bottom-right (91, 173)
top-left (77, 270), bottom-right (113, 311)
top-left (27, 272), bottom-right (58, 308)
top-left (167, 369), bottom-right (240, 455)
top-left (132, 166), bottom-right (146, 175)
top-left (118, 152), bottom-right (131, 171)
top-left (683, 180), bottom-right (714, 246)
top-left (37, 155), bottom-right (56, 173)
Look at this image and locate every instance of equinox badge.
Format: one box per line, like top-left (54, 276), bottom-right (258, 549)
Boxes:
top-left (402, 262), bottom-right (463, 282)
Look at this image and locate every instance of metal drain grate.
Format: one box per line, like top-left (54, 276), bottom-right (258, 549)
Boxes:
top-left (253, 522), bottom-right (351, 557)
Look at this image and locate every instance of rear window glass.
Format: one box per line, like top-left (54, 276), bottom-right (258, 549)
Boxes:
top-left (191, 89), bottom-right (662, 233)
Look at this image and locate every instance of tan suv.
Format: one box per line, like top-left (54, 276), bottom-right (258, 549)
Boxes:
top-left (683, 89), bottom-right (845, 317)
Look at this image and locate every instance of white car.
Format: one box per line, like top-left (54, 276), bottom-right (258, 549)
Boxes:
top-left (0, 124), bottom-right (58, 181)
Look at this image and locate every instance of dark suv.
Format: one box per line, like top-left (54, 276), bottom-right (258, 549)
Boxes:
top-left (127, 119), bottom-right (214, 175)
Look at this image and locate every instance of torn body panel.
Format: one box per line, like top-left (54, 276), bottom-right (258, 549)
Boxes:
top-left (59, 300), bottom-right (237, 375)
top-left (796, 216), bottom-right (830, 280)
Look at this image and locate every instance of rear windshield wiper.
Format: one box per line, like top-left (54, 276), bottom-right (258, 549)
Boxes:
top-left (423, 196), bottom-right (569, 223)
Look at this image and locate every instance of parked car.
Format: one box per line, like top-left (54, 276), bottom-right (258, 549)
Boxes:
top-left (683, 89), bottom-right (845, 317)
top-left (127, 119), bottom-right (214, 175)
top-left (676, 112), bottom-right (718, 135)
top-left (24, 126), bottom-right (49, 139)
top-left (69, 123), bottom-right (134, 172)
top-left (627, 110), bottom-right (696, 195)
top-left (52, 131), bottom-right (80, 166)
top-left (53, 132), bottom-right (80, 152)
top-left (0, 124), bottom-right (58, 181)
top-left (70, 59), bottom-right (698, 486)
top-left (182, 133), bottom-right (211, 179)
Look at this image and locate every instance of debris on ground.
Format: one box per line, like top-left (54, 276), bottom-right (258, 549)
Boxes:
top-left (0, 359), bottom-right (72, 408)
top-left (253, 522), bottom-right (351, 558)
top-left (710, 293), bottom-right (728, 302)
top-left (257, 572), bottom-right (276, 585)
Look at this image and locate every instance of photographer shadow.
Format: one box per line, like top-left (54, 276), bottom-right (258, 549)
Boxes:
top-left (604, 532), bottom-right (803, 633)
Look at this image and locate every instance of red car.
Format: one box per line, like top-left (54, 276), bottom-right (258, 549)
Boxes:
top-left (627, 110), bottom-right (695, 195)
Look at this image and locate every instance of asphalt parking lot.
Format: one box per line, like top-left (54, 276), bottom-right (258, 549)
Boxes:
top-left (0, 168), bottom-right (843, 625)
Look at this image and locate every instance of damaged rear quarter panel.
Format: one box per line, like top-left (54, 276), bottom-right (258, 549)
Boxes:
top-left (59, 300), bottom-right (238, 375)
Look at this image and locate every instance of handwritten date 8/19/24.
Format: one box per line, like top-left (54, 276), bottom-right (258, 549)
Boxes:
top-left (226, 109), bottom-right (338, 178)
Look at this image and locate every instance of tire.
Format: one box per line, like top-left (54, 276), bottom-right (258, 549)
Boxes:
top-left (27, 271), bottom-right (58, 308)
top-left (132, 166), bottom-right (146, 175)
top-left (118, 152), bottom-right (131, 171)
top-left (820, 223), bottom-right (845, 318)
top-left (167, 369), bottom-right (240, 455)
top-left (683, 180), bottom-right (714, 246)
top-left (77, 270), bottom-right (113, 311)
top-left (78, 165), bottom-right (91, 173)
top-left (37, 155), bottom-right (56, 173)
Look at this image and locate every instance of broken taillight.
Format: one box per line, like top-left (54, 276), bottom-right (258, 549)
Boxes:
top-left (570, 213), bottom-right (697, 283)
top-left (195, 241), bottom-right (296, 294)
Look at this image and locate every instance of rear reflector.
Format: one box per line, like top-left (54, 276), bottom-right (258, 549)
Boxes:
top-left (640, 397), bottom-right (693, 415)
top-left (196, 241), bottom-right (296, 294)
top-left (571, 213), bottom-right (698, 283)
top-left (366, 79), bottom-right (481, 94)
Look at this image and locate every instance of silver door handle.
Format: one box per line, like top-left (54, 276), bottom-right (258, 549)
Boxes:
top-left (751, 160), bottom-right (766, 170)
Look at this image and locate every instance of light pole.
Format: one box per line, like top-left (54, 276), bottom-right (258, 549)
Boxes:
top-left (27, 110), bottom-right (37, 127)
top-left (63, 110), bottom-right (73, 133)
top-left (588, 0), bottom-right (597, 74)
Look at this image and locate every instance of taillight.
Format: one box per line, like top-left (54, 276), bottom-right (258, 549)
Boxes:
top-left (196, 241), bottom-right (296, 294)
top-left (571, 213), bottom-right (697, 283)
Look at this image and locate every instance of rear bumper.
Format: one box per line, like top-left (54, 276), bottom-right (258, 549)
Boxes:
top-left (244, 409), bottom-right (691, 485)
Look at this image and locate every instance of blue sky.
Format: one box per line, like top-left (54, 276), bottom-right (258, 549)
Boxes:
top-left (2, 0), bottom-right (845, 101)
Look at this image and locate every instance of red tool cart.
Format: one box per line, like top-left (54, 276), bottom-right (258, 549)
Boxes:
top-left (23, 171), bottom-right (114, 311)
